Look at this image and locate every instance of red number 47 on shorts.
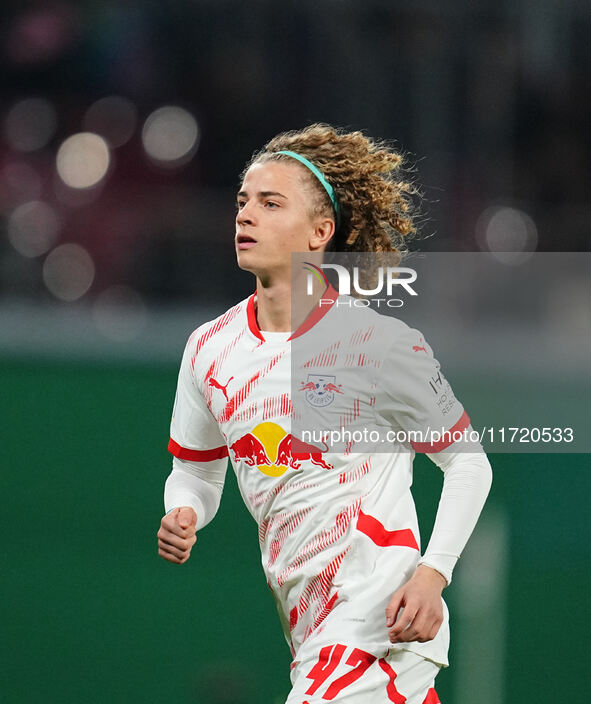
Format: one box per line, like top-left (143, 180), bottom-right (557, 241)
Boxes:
top-left (299, 643), bottom-right (441, 703)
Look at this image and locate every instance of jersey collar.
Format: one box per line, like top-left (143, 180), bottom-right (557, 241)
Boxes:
top-left (246, 285), bottom-right (339, 343)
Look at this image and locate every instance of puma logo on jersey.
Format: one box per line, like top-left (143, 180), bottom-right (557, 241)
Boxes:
top-left (413, 345), bottom-right (427, 353)
top-left (208, 376), bottom-right (234, 401)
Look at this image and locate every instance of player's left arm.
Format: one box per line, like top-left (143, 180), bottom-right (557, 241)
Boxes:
top-left (386, 448), bottom-right (492, 643)
top-left (377, 325), bottom-right (492, 643)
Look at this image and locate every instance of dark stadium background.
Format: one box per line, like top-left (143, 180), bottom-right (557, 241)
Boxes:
top-left (1, 2), bottom-right (590, 703)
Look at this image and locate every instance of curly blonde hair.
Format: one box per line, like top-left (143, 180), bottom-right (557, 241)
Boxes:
top-left (242, 123), bottom-right (418, 256)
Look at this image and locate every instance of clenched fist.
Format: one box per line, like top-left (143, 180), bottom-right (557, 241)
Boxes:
top-left (157, 506), bottom-right (197, 564)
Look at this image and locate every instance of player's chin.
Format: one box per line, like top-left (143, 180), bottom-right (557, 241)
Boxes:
top-left (236, 249), bottom-right (264, 276)
top-left (235, 249), bottom-right (257, 272)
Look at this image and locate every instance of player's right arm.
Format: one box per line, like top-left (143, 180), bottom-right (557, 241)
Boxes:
top-left (158, 332), bottom-right (229, 564)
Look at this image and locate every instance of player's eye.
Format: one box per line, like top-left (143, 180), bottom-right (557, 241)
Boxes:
top-left (236, 200), bottom-right (246, 210)
top-left (265, 201), bottom-right (279, 208)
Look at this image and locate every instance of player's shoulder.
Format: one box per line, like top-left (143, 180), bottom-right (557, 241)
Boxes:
top-left (329, 297), bottom-right (414, 338)
top-left (185, 296), bottom-right (250, 353)
top-left (329, 300), bottom-right (432, 360)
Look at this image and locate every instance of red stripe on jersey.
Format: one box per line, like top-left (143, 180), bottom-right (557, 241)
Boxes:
top-left (220, 350), bottom-right (285, 422)
top-left (191, 303), bottom-right (244, 368)
top-left (422, 688), bottom-right (441, 704)
top-left (339, 396), bottom-right (361, 431)
top-left (303, 340), bottom-right (341, 368)
top-left (290, 606), bottom-right (298, 631)
top-left (338, 458), bottom-right (371, 484)
top-left (295, 550), bottom-right (349, 640)
top-left (247, 285), bottom-right (338, 342)
top-left (168, 438), bottom-right (229, 461)
top-left (349, 326), bottom-right (372, 346)
top-left (357, 511), bottom-right (419, 550)
top-left (266, 506), bottom-right (313, 568)
top-left (246, 293), bottom-right (265, 342)
top-left (248, 478), bottom-right (318, 510)
top-left (278, 500), bottom-right (360, 586)
top-left (299, 553), bottom-right (346, 615)
top-left (289, 284), bottom-right (339, 340)
top-left (411, 410), bottom-right (471, 453)
top-left (263, 393), bottom-right (292, 420)
top-left (311, 590), bottom-right (339, 632)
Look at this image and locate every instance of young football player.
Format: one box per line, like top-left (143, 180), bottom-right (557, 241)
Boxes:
top-left (157, 124), bottom-right (492, 703)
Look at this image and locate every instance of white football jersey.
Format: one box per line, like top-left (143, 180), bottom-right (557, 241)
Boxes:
top-left (169, 290), bottom-right (469, 668)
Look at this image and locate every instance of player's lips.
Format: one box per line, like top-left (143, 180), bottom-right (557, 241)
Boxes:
top-left (236, 233), bottom-right (257, 250)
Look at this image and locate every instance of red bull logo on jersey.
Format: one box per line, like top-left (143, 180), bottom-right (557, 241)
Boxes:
top-left (229, 422), bottom-right (333, 477)
top-left (300, 374), bottom-right (343, 408)
top-left (229, 432), bottom-right (271, 467)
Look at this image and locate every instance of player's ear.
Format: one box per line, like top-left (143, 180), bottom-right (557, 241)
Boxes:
top-left (310, 218), bottom-right (335, 250)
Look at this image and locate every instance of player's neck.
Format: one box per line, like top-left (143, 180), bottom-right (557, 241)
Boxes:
top-left (254, 266), bottom-right (326, 334)
top-left (255, 280), bottom-right (292, 332)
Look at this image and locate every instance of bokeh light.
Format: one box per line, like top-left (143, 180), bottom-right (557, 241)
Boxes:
top-left (8, 201), bottom-right (60, 258)
top-left (3, 97), bottom-right (57, 152)
top-left (92, 286), bottom-right (147, 341)
top-left (56, 132), bottom-right (111, 189)
top-left (141, 106), bottom-right (199, 167)
top-left (83, 96), bottom-right (138, 148)
top-left (43, 244), bottom-right (95, 301)
top-left (476, 205), bottom-right (538, 265)
top-left (5, 7), bottom-right (75, 65)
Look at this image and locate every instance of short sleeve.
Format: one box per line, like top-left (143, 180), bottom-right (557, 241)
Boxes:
top-left (168, 337), bottom-right (229, 461)
top-left (375, 325), bottom-right (470, 453)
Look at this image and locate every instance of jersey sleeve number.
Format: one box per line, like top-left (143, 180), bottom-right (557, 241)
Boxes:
top-left (305, 644), bottom-right (404, 701)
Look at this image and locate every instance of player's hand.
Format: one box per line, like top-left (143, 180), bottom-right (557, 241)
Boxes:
top-left (385, 565), bottom-right (447, 643)
top-left (157, 506), bottom-right (197, 564)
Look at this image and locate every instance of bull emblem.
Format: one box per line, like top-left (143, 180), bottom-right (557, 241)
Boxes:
top-left (299, 374), bottom-right (343, 408)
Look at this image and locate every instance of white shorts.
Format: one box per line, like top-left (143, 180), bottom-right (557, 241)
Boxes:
top-left (286, 645), bottom-right (441, 704)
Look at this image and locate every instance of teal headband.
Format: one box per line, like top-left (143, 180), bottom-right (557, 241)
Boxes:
top-left (274, 150), bottom-right (340, 221)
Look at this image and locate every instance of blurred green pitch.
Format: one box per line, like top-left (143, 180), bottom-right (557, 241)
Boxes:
top-left (2, 360), bottom-right (589, 703)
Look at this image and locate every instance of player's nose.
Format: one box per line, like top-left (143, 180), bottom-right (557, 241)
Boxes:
top-left (236, 200), bottom-right (256, 226)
